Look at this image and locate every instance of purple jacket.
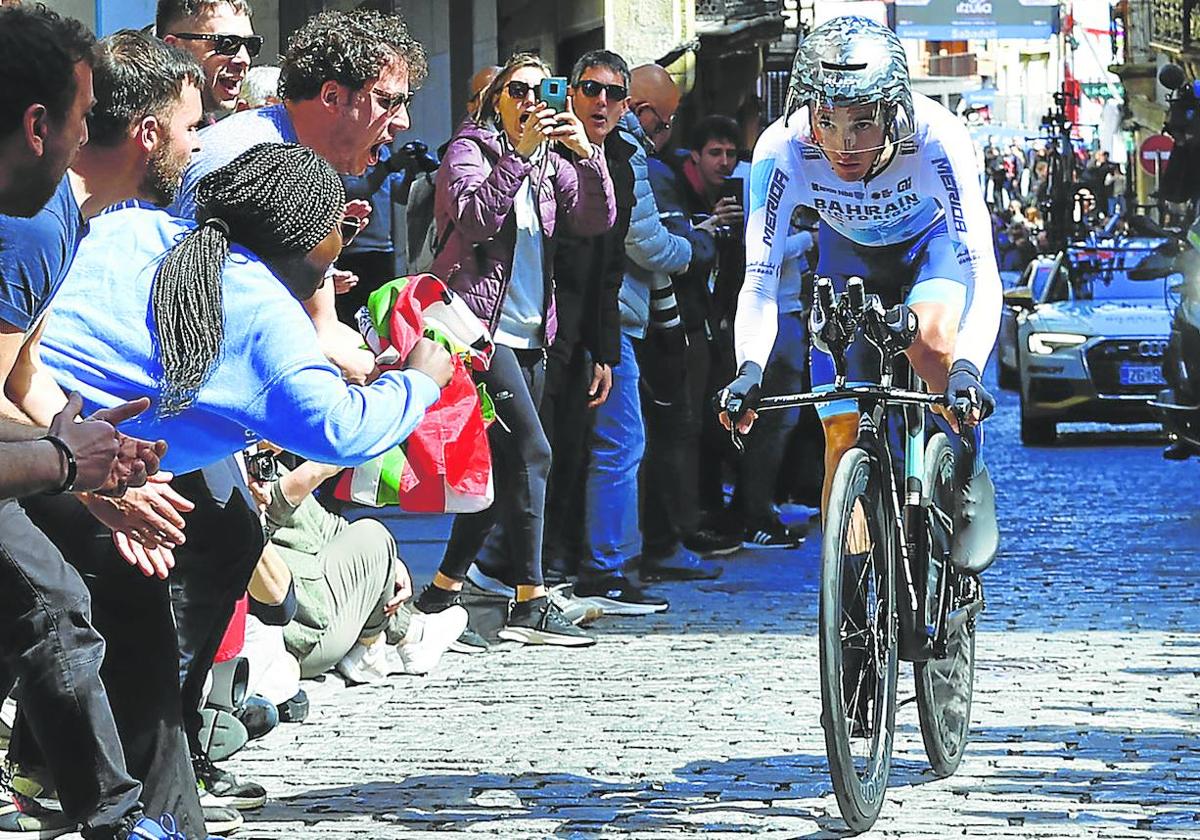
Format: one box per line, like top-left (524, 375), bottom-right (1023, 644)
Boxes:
top-left (431, 119), bottom-right (616, 345)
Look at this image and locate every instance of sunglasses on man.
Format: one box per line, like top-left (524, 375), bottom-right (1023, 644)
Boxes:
top-left (171, 32), bottom-right (264, 58)
top-left (370, 87), bottom-right (414, 113)
top-left (577, 79), bottom-right (628, 100)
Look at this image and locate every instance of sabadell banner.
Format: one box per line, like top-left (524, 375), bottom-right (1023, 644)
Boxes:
top-left (894, 0), bottom-right (1060, 40)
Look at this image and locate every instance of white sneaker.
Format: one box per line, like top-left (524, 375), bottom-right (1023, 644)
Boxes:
top-left (548, 583), bottom-right (603, 626)
top-left (398, 605), bottom-right (469, 675)
top-left (335, 636), bottom-right (403, 685)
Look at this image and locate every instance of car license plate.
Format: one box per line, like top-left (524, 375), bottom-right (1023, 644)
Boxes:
top-left (1118, 363), bottom-right (1166, 386)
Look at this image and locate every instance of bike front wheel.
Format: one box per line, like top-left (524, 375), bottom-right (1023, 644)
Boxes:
top-left (914, 432), bottom-right (977, 777)
top-left (819, 446), bottom-right (898, 833)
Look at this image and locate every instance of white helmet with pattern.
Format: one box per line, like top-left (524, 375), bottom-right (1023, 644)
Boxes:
top-left (786, 16), bottom-right (916, 153)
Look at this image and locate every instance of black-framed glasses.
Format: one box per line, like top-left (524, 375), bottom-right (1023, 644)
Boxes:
top-left (340, 215), bottom-right (366, 245)
top-left (370, 87), bottom-right (414, 113)
top-left (578, 79), bottom-right (628, 100)
top-left (637, 103), bottom-right (673, 137)
top-left (504, 80), bottom-right (538, 100)
top-left (171, 32), bottom-right (264, 58)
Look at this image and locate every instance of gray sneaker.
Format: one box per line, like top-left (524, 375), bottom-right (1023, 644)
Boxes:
top-left (498, 596), bottom-right (596, 646)
top-left (203, 804), bottom-right (243, 835)
top-left (573, 575), bottom-right (668, 617)
top-left (0, 798), bottom-right (74, 837)
top-left (548, 583), bottom-right (604, 626)
top-left (448, 625), bottom-right (490, 654)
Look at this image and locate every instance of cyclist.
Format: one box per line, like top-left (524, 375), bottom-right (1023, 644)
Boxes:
top-left (718, 16), bottom-right (1000, 572)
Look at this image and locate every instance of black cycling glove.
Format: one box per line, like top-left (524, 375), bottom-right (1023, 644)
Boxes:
top-left (945, 359), bottom-right (995, 422)
top-left (716, 361), bottom-right (763, 422)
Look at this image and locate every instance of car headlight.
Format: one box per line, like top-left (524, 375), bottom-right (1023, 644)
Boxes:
top-left (1027, 332), bottom-right (1088, 355)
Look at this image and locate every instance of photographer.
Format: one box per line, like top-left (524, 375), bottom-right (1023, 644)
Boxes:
top-left (335, 139), bottom-right (440, 322)
top-left (334, 142), bottom-right (410, 322)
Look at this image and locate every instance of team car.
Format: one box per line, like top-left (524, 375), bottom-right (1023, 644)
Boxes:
top-left (997, 253), bottom-right (1062, 389)
top-left (1005, 238), bottom-right (1175, 444)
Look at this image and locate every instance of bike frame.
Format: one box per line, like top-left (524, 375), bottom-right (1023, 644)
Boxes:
top-left (758, 362), bottom-right (950, 661)
top-left (753, 274), bottom-right (978, 661)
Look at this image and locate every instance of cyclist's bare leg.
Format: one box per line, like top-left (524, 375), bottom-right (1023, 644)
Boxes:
top-left (905, 300), bottom-right (958, 394)
top-left (821, 412), bottom-right (877, 557)
top-left (821, 412), bottom-right (859, 516)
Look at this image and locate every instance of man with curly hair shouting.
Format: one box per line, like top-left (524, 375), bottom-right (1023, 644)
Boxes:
top-left (173, 8), bottom-right (425, 383)
top-left (150, 9), bottom-right (432, 828)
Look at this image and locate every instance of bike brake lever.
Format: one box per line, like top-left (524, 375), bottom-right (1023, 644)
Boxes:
top-left (717, 389), bottom-right (749, 454)
top-left (951, 397), bottom-right (979, 452)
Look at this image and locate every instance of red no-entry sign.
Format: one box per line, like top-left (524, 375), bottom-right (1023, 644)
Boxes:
top-left (1139, 133), bottom-right (1174, 175)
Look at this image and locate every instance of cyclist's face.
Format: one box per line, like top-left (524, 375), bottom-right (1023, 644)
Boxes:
top-left (812, 103), bottom-right (885, 182)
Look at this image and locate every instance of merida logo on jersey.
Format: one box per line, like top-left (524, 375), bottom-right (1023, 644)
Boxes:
top-left (762, 169), bottom-right (789, 247)
top-left (811, 193), bottom-right (919, 220)
top-left (932, 156), bottom-right (968, 234)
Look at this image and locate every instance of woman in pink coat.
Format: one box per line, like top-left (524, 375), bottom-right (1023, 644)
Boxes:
top-left (414, 52), bottom-right (615, 647)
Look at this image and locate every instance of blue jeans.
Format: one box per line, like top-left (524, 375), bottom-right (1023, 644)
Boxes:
top-left (0, 500), bottom-right (143, 838)
top-left (583, 332), bottom-right (645, 577)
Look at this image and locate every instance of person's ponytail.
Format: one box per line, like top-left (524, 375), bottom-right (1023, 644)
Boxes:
top-left (152, 218), bottom-right (232, 416)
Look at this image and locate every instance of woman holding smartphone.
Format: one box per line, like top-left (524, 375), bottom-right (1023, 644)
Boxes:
top-left (413, 52), bottom-right (616, 647)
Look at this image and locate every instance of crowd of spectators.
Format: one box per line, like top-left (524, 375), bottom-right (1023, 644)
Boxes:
top-left (981, 135), bottom-right (1125, 274)
top-left (0, 2), bottom-right (821, 837)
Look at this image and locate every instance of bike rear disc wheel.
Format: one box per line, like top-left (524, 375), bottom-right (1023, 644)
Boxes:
top-left (819, 447), bottom-right (898, 833)
top-left (914, 432), bottom-right (977, 777)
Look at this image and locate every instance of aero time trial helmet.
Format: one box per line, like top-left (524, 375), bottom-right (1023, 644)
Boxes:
top-left (786, 16), bottom-right (916, 154)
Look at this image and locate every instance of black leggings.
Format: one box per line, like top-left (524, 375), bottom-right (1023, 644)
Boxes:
top-left (440, 344), bottom-right (549, 587)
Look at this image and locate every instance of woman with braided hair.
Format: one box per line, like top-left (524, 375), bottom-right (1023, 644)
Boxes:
top-left (41, 141), bottom-right (453, 470)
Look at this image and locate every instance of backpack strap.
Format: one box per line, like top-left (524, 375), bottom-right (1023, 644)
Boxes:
top-left (432, 219), bottom-right (455, 258)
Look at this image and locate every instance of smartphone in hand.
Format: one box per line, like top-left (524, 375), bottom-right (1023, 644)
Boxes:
top-left (719, 176), bottom-right (744, 207)
top-left (538, 77), bottom-right (569, 113)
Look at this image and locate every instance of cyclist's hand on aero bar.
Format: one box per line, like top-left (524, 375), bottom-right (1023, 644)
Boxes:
top-left (717, 361), bottom-right (763, 435)
top-left (945, 359), bottom-right (995, 429)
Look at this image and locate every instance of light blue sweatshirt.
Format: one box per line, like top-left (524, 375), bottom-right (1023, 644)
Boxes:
top-left (40, 208), bottom-right (440, 474)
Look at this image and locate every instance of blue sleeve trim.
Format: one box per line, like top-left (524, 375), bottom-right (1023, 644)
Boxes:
top-left (248, 578), bottom-right (298, 626)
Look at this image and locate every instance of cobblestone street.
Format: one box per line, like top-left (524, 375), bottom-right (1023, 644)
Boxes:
top-left (226, 376), bottom-right (1200, 839)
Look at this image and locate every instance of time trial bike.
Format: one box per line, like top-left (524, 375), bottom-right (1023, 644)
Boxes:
top-left (751, 276), bottom-right (986, 832)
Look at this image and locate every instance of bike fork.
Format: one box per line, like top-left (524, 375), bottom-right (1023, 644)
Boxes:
top-left (898, 403), bottom-right (934, 662)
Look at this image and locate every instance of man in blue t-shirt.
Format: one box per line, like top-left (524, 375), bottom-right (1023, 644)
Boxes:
top-left (0, 8), bottom-right (146, 501)
top-left (0, 13), bottom-right (209, 840)
top-left (0, 26), bottom-right (217, 840)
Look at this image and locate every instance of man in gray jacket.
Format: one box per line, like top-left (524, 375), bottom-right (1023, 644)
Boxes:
top-left (575, 65), bottom-right (720, 618)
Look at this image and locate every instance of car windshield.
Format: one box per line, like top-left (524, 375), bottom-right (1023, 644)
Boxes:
top-left (1065, 249), bottom-right (1169, 301)
top-left (1031, 264), bottom-right (1055, 300)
